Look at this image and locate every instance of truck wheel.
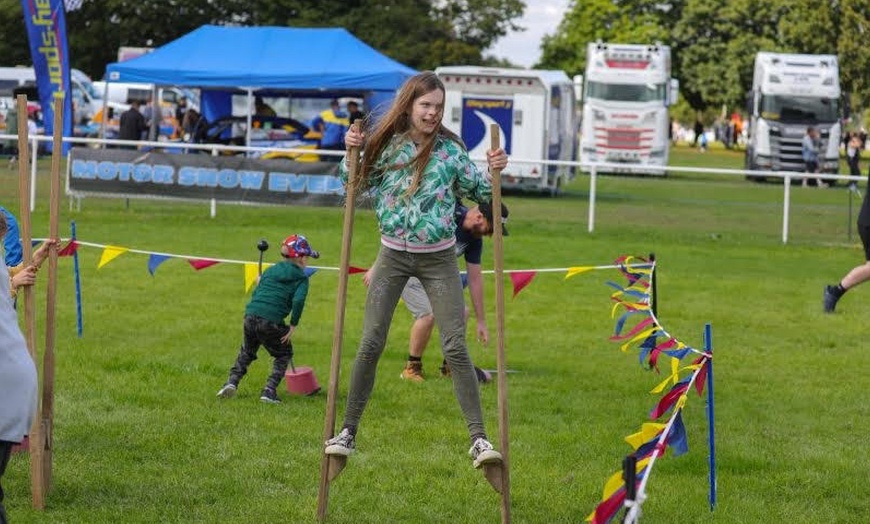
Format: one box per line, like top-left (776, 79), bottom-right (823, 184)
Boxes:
top-left (745, 157), bottom-right (765, 182)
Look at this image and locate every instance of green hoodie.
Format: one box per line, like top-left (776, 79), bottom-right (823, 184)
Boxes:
top-left (245, 259), bottom-right (309, 326)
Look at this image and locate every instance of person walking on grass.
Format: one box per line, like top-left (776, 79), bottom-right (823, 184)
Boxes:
top-left (802, 126), bottom-right (827, 188)
top-left (824, 161), bottom-right (870, 313)
top-left (366, 201), bottom-right (509, 384)
top-left (325, 71), bottom-right (507, 469)
top-left (217, 235), bottom-right (319, 404)
top-left (0, 212), bottom-right (38, 524)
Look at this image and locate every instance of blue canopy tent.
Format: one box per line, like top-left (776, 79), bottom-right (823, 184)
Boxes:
top-left (103, 25), bottom-right (417, 144)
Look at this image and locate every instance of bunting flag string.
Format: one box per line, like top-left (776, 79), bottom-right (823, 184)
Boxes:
top-left (587, 256), bottom-right (714, 524)
top-left (37, 238), bottom-right (653, 296)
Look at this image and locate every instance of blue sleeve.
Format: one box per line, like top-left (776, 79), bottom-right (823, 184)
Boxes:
top-left (464, 238), bottom-right (483, 265)
top-left (2, 207), bottom-right (23, 267)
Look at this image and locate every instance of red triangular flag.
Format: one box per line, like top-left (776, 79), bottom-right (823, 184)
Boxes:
top-left (509, 271), bottom-right (536, 298)
top-left (57, 240), bottom-right (79, 257)
top-left (187, 259), bottom-right (220, 271)
top-left (349, 266), bottom-right (367, 274)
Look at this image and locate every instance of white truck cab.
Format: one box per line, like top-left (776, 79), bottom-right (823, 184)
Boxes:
top-left (579, 42), bottom-right (677, 175)
top-left (745, 52), bottom-right (841, 177)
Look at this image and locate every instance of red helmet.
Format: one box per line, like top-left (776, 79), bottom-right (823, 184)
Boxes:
top-left (281, 234), bottom-right (320, 258)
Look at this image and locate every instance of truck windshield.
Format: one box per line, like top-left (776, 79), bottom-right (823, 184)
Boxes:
top-left (761, 95), bottom-right (839, 123)
top-left (585, 81), bottom-right (666, 102)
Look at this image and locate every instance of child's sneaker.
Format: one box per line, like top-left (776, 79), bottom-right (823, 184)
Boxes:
top-left (259, 388), bottom-right (281, 404)
top-left (324, 428), bottom-right (356, 456)
top-left (469, 437), bottom-right (502, 469)
top-left (216, 383), bottom-right (237, 398)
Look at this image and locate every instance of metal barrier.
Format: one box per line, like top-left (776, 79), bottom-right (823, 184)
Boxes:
top-left (1, 132), bottom-right (863, 243)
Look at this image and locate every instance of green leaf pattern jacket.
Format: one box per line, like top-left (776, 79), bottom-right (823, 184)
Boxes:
top-left (340, 133), bottom-right (492, 253)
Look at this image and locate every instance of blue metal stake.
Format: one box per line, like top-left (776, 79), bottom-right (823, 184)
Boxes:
top-left (704, 323), bottom-right (716, 510)
top-left (72, 220), bottom-right (83, 337)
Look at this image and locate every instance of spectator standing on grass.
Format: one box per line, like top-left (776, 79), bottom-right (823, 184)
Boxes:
top-left (801, 126), bottom-right (827, 188)
top-left (0, 211), bottom-right (39, 524)
top-left (324, 71), bottom-right (507, 469)
top-left (847, 133), bottom-right (862, 179)
top-left (118, 100), bottom-right (148, 146)
top-left (347, 101), bottom-right (365, 126)
top-left (312, 99), bottom-right (349, 160)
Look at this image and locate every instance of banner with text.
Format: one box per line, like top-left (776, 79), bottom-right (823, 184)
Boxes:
top-left (67, 148), bottom-right (346, 207)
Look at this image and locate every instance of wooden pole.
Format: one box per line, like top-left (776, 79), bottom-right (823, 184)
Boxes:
top-left (39, 95), bottom-right (64, 496)
top-left (16, 94), bottom-right (45, 509)
top-left (316, 123), bottom-right (361, 522)
top-left (485, 123), bottom-right (512, 522)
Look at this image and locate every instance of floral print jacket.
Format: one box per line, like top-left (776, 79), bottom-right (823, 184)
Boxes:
top-left (340, 133), bottom-right (491, 253)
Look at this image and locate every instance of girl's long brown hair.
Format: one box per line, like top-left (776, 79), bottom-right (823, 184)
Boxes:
top-left (349, 71), bottom-right (462, 197)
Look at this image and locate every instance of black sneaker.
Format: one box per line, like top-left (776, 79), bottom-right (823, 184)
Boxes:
top-left (259, 388), bottom-right (281, 404)
top-left (823, 285), bottom-right (840, 313)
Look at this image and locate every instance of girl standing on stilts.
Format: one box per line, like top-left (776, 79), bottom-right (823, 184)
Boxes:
top-left (325, 71), bottom-right (507, 468)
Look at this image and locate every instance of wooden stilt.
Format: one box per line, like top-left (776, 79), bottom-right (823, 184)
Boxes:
top-left (39, 95), bottom-right (64, 495)
top-left (316, 124), bottom-right (361, 522)
top-left (16, 94), bottom-right (46, 510)
top-left (488, 124), bottom-right (511, 522)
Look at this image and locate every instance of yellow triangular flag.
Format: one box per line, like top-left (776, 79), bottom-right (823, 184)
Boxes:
top-left (565, 266), bottom-right (593, 279)
top-left (625, 422), bottom-right (667, 450)
top-left (98, 246), bottom-right (129, 269)
top-left (244, 263), bottom-right (259, 293)
top-left (601, 469), bottom-right (625, 499)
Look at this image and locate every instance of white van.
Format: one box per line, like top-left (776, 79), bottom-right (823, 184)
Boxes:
top-left (0, 66), bottom-right (122, 125)
top-left (92, 81), bottom-right (199, 112)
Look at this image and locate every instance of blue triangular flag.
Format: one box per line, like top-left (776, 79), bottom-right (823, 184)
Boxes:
top-left (304, 267), bottom-right (318, 277)
top-left (148, 254), bottom-right (172, 276)
top-left (667, 411), bottom-right (689, 456)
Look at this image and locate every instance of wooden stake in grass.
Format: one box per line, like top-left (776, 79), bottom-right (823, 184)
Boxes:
top-left (483, 123), bottom-right (512, 523)
top-left (317, 123), bottom-right (361, 522)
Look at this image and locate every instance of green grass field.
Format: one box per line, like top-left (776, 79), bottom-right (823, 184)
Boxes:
top-left (2, 145), bottom-right (869, 523)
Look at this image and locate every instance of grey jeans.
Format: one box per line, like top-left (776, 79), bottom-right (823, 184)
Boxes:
top-left (343, 246), bottom-right (486, 438)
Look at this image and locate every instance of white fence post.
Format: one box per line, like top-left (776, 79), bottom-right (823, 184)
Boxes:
top-left (588, 165), bottom-right (597, 233)
top-left (782, 174), bottom-right (791, 244)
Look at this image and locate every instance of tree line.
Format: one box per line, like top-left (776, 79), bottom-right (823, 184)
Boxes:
top-left (1, 0), bottom-right (867, 118)
top-left (538, 0), bottom-right (870, 116)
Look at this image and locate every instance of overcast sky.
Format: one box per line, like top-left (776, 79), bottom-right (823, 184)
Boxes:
top-left (487, 0), bottom-right (571, 68)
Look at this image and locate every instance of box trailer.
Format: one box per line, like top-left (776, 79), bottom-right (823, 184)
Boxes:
top-left (435, 66), bottom-right (578, 195)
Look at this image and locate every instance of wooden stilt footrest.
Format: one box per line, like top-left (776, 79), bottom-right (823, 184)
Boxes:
top-left (483, 462), bottom-right (504, 493)
top-left (326, 455), bottom-right (347, 482)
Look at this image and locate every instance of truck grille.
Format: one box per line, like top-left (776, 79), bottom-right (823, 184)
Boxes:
top-left (593, 127), bottom-right (653, 153)
top-left (768, 128), bottom-right (829, 171)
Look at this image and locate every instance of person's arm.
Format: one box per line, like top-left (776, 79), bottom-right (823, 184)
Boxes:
top-left (466, 261), bottom-right (489, 345)
top-left (288, 278), bottom-right (310, 328)
top-left (452, 142), bottom-right (493, 203)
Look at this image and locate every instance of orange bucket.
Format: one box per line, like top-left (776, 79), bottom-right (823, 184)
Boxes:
top-left (285, 366), bottom-right (321, 396)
